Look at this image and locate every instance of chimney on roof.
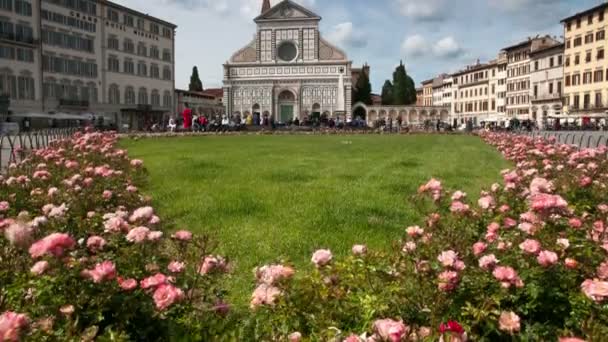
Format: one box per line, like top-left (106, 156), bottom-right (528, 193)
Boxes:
top-left (261, 0), bottom-right (271, 14)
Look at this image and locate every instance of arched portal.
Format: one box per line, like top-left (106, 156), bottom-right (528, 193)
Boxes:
top-left (409, 110), bottom-right (418, 124)
top-left (352, 102), bottom-right (367, 120)
top-left (278, 90), bottom-right (296, 123)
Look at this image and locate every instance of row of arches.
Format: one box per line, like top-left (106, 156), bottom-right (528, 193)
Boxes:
top-left (352, 102), bottom-right (450, 126)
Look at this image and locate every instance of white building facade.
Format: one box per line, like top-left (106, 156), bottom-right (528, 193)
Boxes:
top-left (529, 42), bottom-right (564, 128)
top-left (0, 0), bottom-right (176, 130)
top-left (223, 0), bottom-right (352, 123)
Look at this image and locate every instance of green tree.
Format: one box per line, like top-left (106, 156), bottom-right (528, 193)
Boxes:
top-left (353, 70), bottom-right (372, 105)
top-left (381, 80), bottom-right (394, 105)
top-left (189, 66), bottom-right (203, 92)
top-left (405, 74), bottom-right (417, 105)
top-left (392, 60), bottom-right (417, 105)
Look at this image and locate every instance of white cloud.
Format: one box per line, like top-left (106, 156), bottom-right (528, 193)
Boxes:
top-left (401, 35), bottom-right (429, 58)
top-left (396, 0), bottom-right (446, 21)
top-left (433, 36), bottom-right (464, 58)
top-left (326, 22), bottom-right (367, 48)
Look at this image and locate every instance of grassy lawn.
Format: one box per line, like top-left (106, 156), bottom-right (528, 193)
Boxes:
top-left (121, 134), bottom-right (509, 306)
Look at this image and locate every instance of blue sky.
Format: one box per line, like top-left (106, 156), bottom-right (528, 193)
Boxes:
top-left (119, 0), bottom-right (602, 92)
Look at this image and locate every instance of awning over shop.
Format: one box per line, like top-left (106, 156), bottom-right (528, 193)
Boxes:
top-left (10, 112), bottom-right (92, 120)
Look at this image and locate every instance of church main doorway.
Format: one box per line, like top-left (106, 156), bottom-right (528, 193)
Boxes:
top-left (277, 90), bottom-right (295, 123)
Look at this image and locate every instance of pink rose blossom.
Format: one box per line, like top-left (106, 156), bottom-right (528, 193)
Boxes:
top-left (250, 284), bottom-right (282, 309)
top-left (479, 254), bottom-right (499, 271)
top-left (29, 233), bottom-right (75, 258)
top-left (478, 195), bottom-right (495, 210)
top-left (255, 264), bottom-right (295, 285)
top-left (519, 239), bottom-right (541, 255)
top-left (140, 273), bottom-right (170, 290)
top-left (288, 332), bottom-right (302, 342)
top-left (30, 261), bottom-right (50, 275)
top-left (126, 226), bottom-right (150, 243)
top-left (3, 221), bottom-right (33, 247)
top-left (559, 338), bottom-right (586, 342)
top-left (352, 244), bottom-right (367, 256)
top-left (117, 277), bottom-right (138, 291)
top-left (82, 261), bottom-right (117, 283)
top-left (530, 193), bottom-right (568, 213)
top-left (102, 191), bottom-right (112, 200)
top-left (537, 250), bottom-right (559, 267)
top-left (198, 255), bottom-right (228, 275)
top-left (153, 284), bottom-right (184, 311)
top-left (451, 191), bottom-right (467, 201)
top-left (402, 241), bottom-right (417, 253)
top-left (311, 249), bottom-right (333, 267)
top-left (557, 238), bottom-right (570, 249)
top-left (171, 230), bottom-right (193, 241)
top-left (565, 258), bottom-right (579, 269)
top-left (569, 218), bottom-right (583, 229)
top-left (373, 319), bottom-right (408, 342)
top-left (129, 206), bottom-right (154, 223)
top-left (472, 242), bottom-right (487, 256)
top-left (86, 236), bottom-right (106, 253)
top-left (498, 311), bottom-right (521, 334)
top-left (147, 231), bottom-right (163, 241)
top-left (406, 226), bottom-right (424, 237)
top-left (0, 201), bottom-right (9, 212)
top-left (529, 177), bottom-right (553, 195)
top-left (0, 311), bottom-right (29, 341)
top-left (450, 201), bottom-right (470, 214)
top-left (130, 159), bottom-right (143, 167)
top-left (581, 279), bottom-right (608, 302)
top-left (438, 250), bottom-right (459, 268)
top-left (438, 271), bottom-right (459, 292)
top-left (503, 217), bottom-right (517, 228)
top-left (167, 261), bottom-right (186, 273)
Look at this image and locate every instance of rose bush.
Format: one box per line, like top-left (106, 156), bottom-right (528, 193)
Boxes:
top-left (3, 130), bottom-right (608, 341)
top-left (0, 130), bottom-right (230, 341)
top-left (243, 133), bottom-right (608, 341)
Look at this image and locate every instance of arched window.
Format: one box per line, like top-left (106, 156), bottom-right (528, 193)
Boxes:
top-left (125, 86), bottom-right (135, 105)
top-left (151, 89), bottom-right (160, 106)
top-left (138, 87), bottom-right (148, 105)
top-left (163, 90), bottom-right (172, 108)
top-left (109, 84), bottom-right (120, 104)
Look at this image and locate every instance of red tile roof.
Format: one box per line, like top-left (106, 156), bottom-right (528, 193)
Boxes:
top-left (201, 88), bottom-right (223, 98)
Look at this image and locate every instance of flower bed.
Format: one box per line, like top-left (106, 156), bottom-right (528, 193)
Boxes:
top-left (0, 130), bottom-right (229, 341)
top-left (1, 130), bottom-right (607, 341)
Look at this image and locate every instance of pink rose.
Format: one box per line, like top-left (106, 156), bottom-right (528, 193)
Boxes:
top-left (102, 190), bottom-right (113, 200)
top-left (406, 226), bottom-right (424, 237)
top-left (82, 261), bottom-right (117, 283)
top-left (569, 218), bottom-right (583, 229)
top-left (255, 264), bottom-right (295, 285)
top-left (479, 254), bottom-right (499, 271)
top-left (140, 273), bottom-right (169, 290)
top-left (171, 230), bottom-right (193, 241)
top-left (288, 332), bottom-right (302, 342)
top-left (117, 277), bottom-right (138, 291)
top-left (352, 244), bottom-right (367, 256)
top-left (311, 249), bottom-right (332, 267)
top-left (129, 206), bottom-right (154, 223)
top-left (0, 201), bottom-right (9, 212)
top-left (167, 261), bottom-right (186, 273)
top-left (250, 284), bottom-right (282, 309)
top-left (451, 191), bottom-right (467, 201)
top-left (478, 195), bottom-right (495, 210)
top-left (86, 236), bottom-right (106, 253)
top-left (437, 250), bottom-right (458, 268)
top-left (559, 338), bottom-right (586, 342)
top-left (29, 233), bottom-right (75, 258)
top-left (519, 239), bottom-right (541, 255)
top-left (373, 319), bottom-right (408, 342)
top-left (0, 311), bottom-right (29, 341)
top-left (147, 231), bottom-right (163, 241)
top-left (557, 238), bottom-right (570, 249)
top-left (537, 250), bottom-right (559, 268)
top-left (153, 284), bottom-right (184, 311)
top-left (130, 159), bottom-right (143, 167)
top-left (565, 258), bottom-right (579, 269)
top-left (472, 242), bottom-right (487, 256)
top-left (498, 311), bottom-right (521, 334)
top-left (581, 279), bottom-right (608, 302)
top-left (30, 261), bottom-right (50, 275)
top-left (126, 227), bottom-right (150, 243)
top-left (4, 221), bottom-right (33, 247)
top-left (198, 255), bottom-right (227, 275)
top-left (450, 201), bottom-right (470, 214)
top-left (529, 177), bottom-right (553, 195)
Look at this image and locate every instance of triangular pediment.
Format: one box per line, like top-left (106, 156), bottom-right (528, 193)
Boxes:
top-left (254, 0), bottom-right (321, 22)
